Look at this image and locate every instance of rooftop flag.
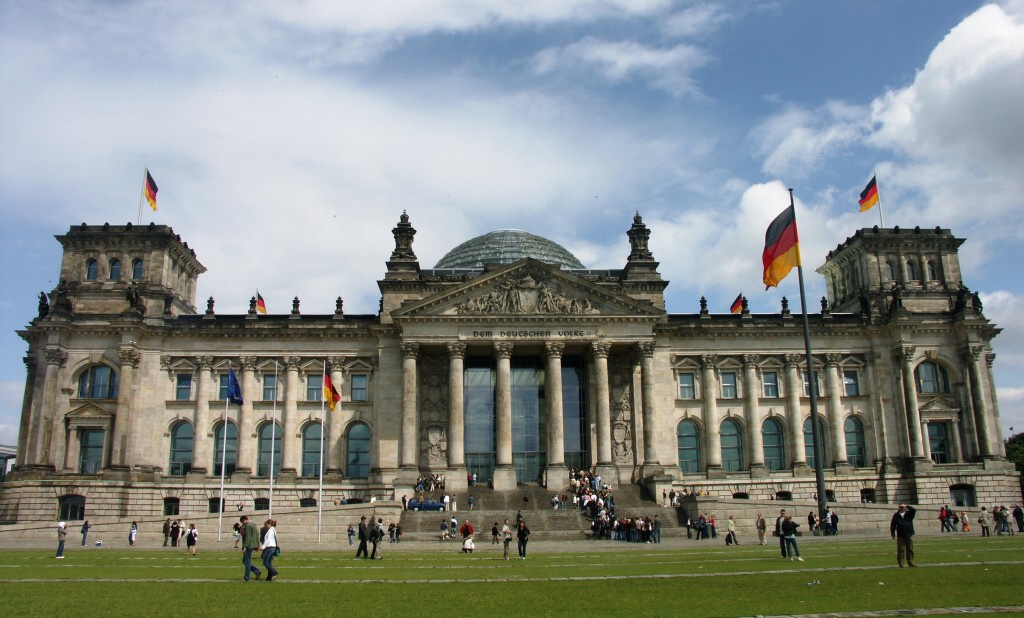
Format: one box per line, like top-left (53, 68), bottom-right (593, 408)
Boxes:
top-left (323, 371), bottom-right (341, 412)
top-left (256, 292), bottom-right (267, 315)
top-left (859, 175), bottom-right (879, 212)
top-left (730, 293), bottom-right (743, 314)
top-left (762, 204), bottom-right (800, 289)
top-left (227, 367), bottom-right (244, 405)
top-left (143, 169), bottom-right (158, 211)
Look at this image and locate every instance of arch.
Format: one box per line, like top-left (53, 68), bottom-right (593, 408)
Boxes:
top-left (168, 421), bottom-right (193, 476)
top-left (927, 260), bottom-right (938, 281)
top-left (108, 258), bottom-right (122, 281)
top-left (720, 418), bottom-right (744, 472)
top-left (212, 420), bottom-right (237, 476)
top-left (59, 494), bottom-right (86, 521)
top-left (131, 258), bottom-right (144, 280)
top-left (884, 260), bottom-right (895, 281)
top-left (346, 422), bottom-right (371, 479)
top-left (256, 421), bottom-right (282, 477)
top-left (803, 416), bottom-right (828, 469)
top-left (301, 422), bottom-right (324, 478)
top-left (844, 417), bottom-right (867, 468)
top-left (914, 361), bottom-right (951, 394)
top-left (676, 419), bottom-right (700, 473)
top-left (761, 417), bottom-right (786, 471)
top-left (77, 364), bottom-right (119, 399)
top-left (85, 258), bottom-right (98, 281)
top-left (906, 260), bottom-right (917, 281)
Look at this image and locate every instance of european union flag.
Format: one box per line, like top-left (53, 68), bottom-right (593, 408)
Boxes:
top-left (227, 367), bottom-right (244, 405)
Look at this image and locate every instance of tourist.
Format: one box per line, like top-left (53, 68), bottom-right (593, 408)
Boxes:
top-left (774, 510), bottom-right (787, 558)
top-left (443, 494), bottom-right (450, 511)
top-left (261, 519), bottom-right (279, 580)
top-left (80, 521), bottom-right (91, 546)
top-left (128, 521), bottom-right (138, 547)
top-left (450, 514), bottom-right (458, 535)
top-left (726, 515), bottom-right (738, 545)
top-left (56, 522), bottom-right (67, 559)
top-left (491, 522), bottom-right (500, 544)
top-left (960, 511), bottom-right (971, 533)
top-left (233, 521), bottom-right (242, 548)
top-left (370, 517), bottom-right (384, 559)
top-left (517, 520), bottom-right (531, 559)
top-left (240, 515), bottom-right (262, 580)
top-left (755, 512), bottom-right (767, 546)
top-left (401, 495), bottom-right (407, 511)
top-left (460, 519), bottom-right (474, 540)
top-left (1014, 505), bottom-right (1024, 533)
top-left (440, 519), bottom-right (449, 540)
top-left (782, 515), bottom-right (803, 561)
top-left (653, 515), bottom-right (662, 543)
top-left (184, 523), bottom-right (198, 556)
top-left (468, 495), bottom-right (476, 511)
top-left (978, 507), bottom-right (991, 537)
top-left (889, 503), bottom-right (917, 568)
top-left (347, 524), bottom-right (355, 546)
top-left (170, 519), bottom-right (181, 547)
top-left (162, 518), bottom-right (171, 547)
top-left (356, 516), bottom-right (369, 558)
top-left (501, 519), bottom-right (513, 560)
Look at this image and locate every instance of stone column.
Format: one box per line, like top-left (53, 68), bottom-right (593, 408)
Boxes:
top-left (743, 354), bottom-right (765, 470)
top-left (492, 341), bottom-right (516, 490)
top-left (895, 343), bottom-right (925, 460)
top-left (591, 341), bottom-right (613, 466)
top-left (328, 357), bottom-right (345, 474)
top-left (29, 349), bottom-right (64, 468)
top-left (191, 356), bottom-right (213, 475)
top-left (824, 354), bottom-right (848, 466)
top-left (109, 347), bottom-right (140, 470)
top-left (964, 345), bottom-right (994, 458)
top-left (545, 342), bottom-right (566, 483)
top-left (701, 354), bottom-right (722, 471)
top-left (400, 342), bottom-right (420, 470)
top-left (864, 356), bottom-right (889, 464)
top-left (16, 356), bottom-right (38, 468)
top-left (235, 356), bottom-right (258, 475)
top-left (42, 350), bottom-right (70, 471)
top-left (985, 353), bottom-right (1006, 457)
top-left (637, 341), bottom-right (660, 469)
top-left (446, 342), bottom-right (467, 490)
top-left (784, 354), bottom-right (807, 467)
top-left (281, 357), bottom-right (300, 476)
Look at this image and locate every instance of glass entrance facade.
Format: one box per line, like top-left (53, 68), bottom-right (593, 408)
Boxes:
top-left (512, 358), bottom-right (545, 484)
top-left (465, 359), bottom-right (496, 483)
top-left (561, 357), bottom-right (589, 471)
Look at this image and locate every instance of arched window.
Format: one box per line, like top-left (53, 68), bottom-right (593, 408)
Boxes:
top-left (906, 260), bottom-right (917, 281)
top-left (927, 260), bottom-right (938, 281)
top-left (85, 258), bottom-right (98, 280)
top-left (803, 416), bottom-right (828, 469)
top-left (78, 365), bottom-right (119, 399)
top-left (301, 423), bottom-right (323, 478)
top-left (168, 422), bottom-right (193, 475)
top-left (257, 422), bottom-right (282, 477)
top-left (884, 261), bottom-right (895, 281)
top-left (762, 418), bottom-right (785, 471)
top-left (347, 422), bottom-right (371, 479)
top-left (213, 420), bottom-right (237, 476)
top-left (915, 362), bottom-right (951, 394)
top-left (676, 420), bottom-right (700, 473)
top-left (844, 417), bottom-right (867, 467)
top-left (720, 419), bottom-right (743, 472)
top-left (108, 258), bottom-right (121, 280)
top-left (132, 258), bottom-right (144, 280)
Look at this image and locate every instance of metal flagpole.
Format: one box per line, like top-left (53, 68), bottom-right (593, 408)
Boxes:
top-left (317, 359), bottom-right (326, 544)
top-left (269, 360), bottom-right (278, 518)
top-left (217, 363), bottom-right (230, 542)
top-left (789, 188), bottom-right (829, 525)
top-left (874, 169), bottom-right (885, 228)
top-left (136, 167), bottom-right (148, 225)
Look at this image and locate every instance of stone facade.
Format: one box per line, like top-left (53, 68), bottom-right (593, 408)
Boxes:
top-left (3, 217), bottom-right (1020, 525)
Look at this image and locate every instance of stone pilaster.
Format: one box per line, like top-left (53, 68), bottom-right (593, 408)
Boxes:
top-left (784, 354), bottom-right (807, 468)
top-left (824, 354), bottom-right (848, 466)
top-left (492, 341), bottom-right (516, 490)
top-left (895, 342), bottom-right (925, 460)
top-left (743, 354), bottom-right (765, 472)
top-left (701, 354), bottom-right (722, 472)
top-left (591, 341), bottom-right (613, 468)
top-left (109, 346), bottom-right (140, 470)
top-left (446, 342), bottom-right (468, 492)
top-left (400, 342), bottom-right (420, 470)
top-left (637, 341), bottom-right (661, 477)
top-left (190, 355), bottom-right (213, 476)
top-left (545, 341), bottom-right (566, 485)
top-left (233, 356), bottom-right (257, 477)
top-left (964, 345), bottom-right (994, 458)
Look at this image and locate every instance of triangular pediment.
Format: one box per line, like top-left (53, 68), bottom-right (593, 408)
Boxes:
top-left (66, 402), bottom-right (114, 420)
top-left (920, 396), bottom-right (960, 412)
top-left (394, 259), bottom-right (663, 319)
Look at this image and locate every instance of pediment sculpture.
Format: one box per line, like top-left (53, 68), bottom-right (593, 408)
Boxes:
top-left (454, 274), bottom-right (596, 315)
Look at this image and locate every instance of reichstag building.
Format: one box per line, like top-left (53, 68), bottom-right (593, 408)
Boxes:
top-left (2, 212), bottom-right (1019, 523)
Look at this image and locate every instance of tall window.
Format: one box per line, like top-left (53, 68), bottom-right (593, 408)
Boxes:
top-left (213, 421), bottom-right (237, 476)
top-left (906, 260), bottom-right (917, 281)
top-left (306, 374), bottom-right (322, 401)
top-left (928, 422), bottom-right (951, 464)
top-left (561, 357), bottom-right (589, 471)
top-left (218, 374), bottom-right (230, 400)
top-left (86, 258), bottom-right (98, 280)
top-left (762, 371), bottom-right (779, 398)
top-left (676, 420), bottom-right (700, 473)
top-left (350, 375), bottom-right (368, 401)
top-left (108, 258), bottom-right (121, 280)
top-left (720, 419), bottom-right (743, 472)
top-left (885, 261), bottom-right (895, 281)
top-left (132, 258), bottom-right (144, 280)
top-left (678, 373), bottom-right (695, 399)
top-left (79, 429), bottom-right (104, 473)
top-left (803, 417), bottom-right (828, 468)
top-left (927, 260), bottom-right (938, 280)
top-left (464, 360), bottom-right (496, 484)
top-left (915, 362), bottom-right (950, 394)
top-left (301, 423), bottom-right (323, 477)
top-left (843, 370), bottom-right (860, 396)
top-left (762, 418), bottom-right (785, 471)
top-left (78, 365), bottom-right (119, 399)
top-left (257, 422), bottom-right (281, 477)
top-left (168, 422), bottom-right (193, 475)
top-left (347, 422), bottom-right (371, 479)
top-left (720, 371), bottom-right (738, 399)
top-left (175, 374), bottom-right (193, 401)
top-left (803, 370), bottom-right (821, 397)
top-left (163, 497), bottom-right (180, 516)
top-left (263, 374), bottom-right (279, 401)
top-left (844, 417), bottom-right (867, 467)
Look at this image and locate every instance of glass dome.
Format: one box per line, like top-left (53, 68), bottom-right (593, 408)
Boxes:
top-left (435, 229), bottom-right (585, 270)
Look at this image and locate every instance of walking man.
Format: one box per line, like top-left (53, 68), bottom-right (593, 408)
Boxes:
top-left (356, 516), bottom-right (369, 558)
top-left (370, 517), bottom-right (384, 559)
top-left (774, 509), bottom-right (787, 558)
top-left (240, 515), bottom-right (262, 581)
top-left (890, 503), bottom-right (917, 568)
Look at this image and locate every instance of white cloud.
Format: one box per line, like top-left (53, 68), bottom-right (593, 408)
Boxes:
top-left (752, 101), bottom-right (868, 178)
top-left (660, 3), bottom-right (735, 39)
top-left (0, 380), bottom-right (24, 446)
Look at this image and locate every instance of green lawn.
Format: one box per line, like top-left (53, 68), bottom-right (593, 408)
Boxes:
top-left (2, 536), bottom-right (1022, 617)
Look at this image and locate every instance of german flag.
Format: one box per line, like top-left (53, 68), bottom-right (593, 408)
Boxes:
top-left (255, 292), bottom-right (267, 315)
top-left (730, 293), bottom-right (743, 314)
top-left (143, 169), bottom-right (158, 211)
top-left (323, 371), bottom-right (341, 412)
top-left (762, 204), bottom-right (800, 289)
top-left (859, 176), bottom-right (879, 212)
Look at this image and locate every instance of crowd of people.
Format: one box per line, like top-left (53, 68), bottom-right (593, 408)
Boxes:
top-left (414, 473), bottom-right (446, 492)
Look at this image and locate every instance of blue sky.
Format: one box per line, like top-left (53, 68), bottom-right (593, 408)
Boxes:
top-left (2, 1), bottom-right (1023, 446)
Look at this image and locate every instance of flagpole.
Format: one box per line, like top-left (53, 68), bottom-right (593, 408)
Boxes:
top-left (269, 360), bottom-right (278, 518)
top-left (317, 359), bottom-right (326, 544)
top-left (136, 167), bottom-right (148, 226)
top-left (789, 188), bottom-right (828, 525)
top-left (217, 362), bottom-right (230, 542)
top-left (874, 169), bottom-right (885, 228)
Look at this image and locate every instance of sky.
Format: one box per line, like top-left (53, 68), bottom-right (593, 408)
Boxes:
top-left (1, 0), bottom-right (1023, 449)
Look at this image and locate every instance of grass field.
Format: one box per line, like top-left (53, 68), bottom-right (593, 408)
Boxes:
top-left (2, 535), bottom-right (1023, 617)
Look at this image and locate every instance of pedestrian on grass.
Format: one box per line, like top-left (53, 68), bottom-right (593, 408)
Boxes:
top-left (128, 521), bottom-right (138, 547)
top-left (517, 520), bottom-right (531, 559)
top-left (371, 517), bottom-right (384, 559)
top-left (782, 515), bottom-right (803, 561)
top-left (240, 515), bottom-right (262, 581)
top-left (755, 512), bottom-right (767, 545)
top-left (889, 503), bottom-right (917, 568)
top-left (978, 507), bottom-right (991, 537)
top-left (356, 516), bottom-right (369, 558)
top-left (81, 521), bottom-right (91, 546)
top-left (232, 521), bottom-right (242, 548)
top-left (726, 515), bottom-right (739, 545)
top-left (774, 509), bottom-right (787, 558)
top-left (491, 522), bottom-right (500, 545)
top-left (501, 519), bottom-right (513, 560)
top-left (261, 519), bottom-right (279, 581)
top-left (56, 522), bottom-right (67, 559)
top-left (184, 523), bottom-right (198, 556)
top-left (348, 524), bottom-right (355, 546)
top-left (163, 518), bottom-right (171, 547)
top-left (170, 519), bottom-right (181, 547)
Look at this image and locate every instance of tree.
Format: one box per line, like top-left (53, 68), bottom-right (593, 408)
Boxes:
top-left (1005, 430), bottom-right (1024, 497)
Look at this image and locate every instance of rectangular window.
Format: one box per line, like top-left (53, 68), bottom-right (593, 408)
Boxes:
top-left (175, 374), bottom-right (193, 401)
top-left (218, 374), bottom-right (229, 401)
top-left (678, 373), bottom-right (695, 399)
top-left (350, 374), bottom-right (368, 401)
top-left (803, 371), bottom-right (821, 397)
top-left (843, 370), bottom-right (860, 396)
top-left (79, 429), bottom-right (104, 474)
top-left (762, 371), bottom-right (779, 398)
top-left (306, 374), bottom-right (322, 401)
top-left (720, 372), bottom-right (738, 399)
top-left (263, 374), bottom-right (279, 401)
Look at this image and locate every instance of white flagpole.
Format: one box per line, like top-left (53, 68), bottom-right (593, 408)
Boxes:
top-left (217, 362), bottom-right (230, 542)
top-left (269, 360), bottom-right (278, 518)
top-left (317, 359), bottom-right (327, 544)
top-left (136, 167), bottom-right (148, 225)
top-left (874, 169), bottom-right (885, 228)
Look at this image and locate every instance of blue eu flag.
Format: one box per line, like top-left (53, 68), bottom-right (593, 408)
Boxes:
top-left (227, 367), bottom-right (244, 405)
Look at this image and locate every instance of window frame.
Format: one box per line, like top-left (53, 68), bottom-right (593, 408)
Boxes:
top-left (720, 418), bottom-right (744, 472)
top-left (78, 365), bottom-right (119, 400)
top-left (843, 370), bottom-right (860, 396)
top-left (301, 422), bottom-right (324, 478)
top-left (175, 373), bottom-right (193, 401)
top-left (346, 422), bottom-right (371, 479)
top-left (720, 371), bottom-right (738, 399)
top-left (168, 421), bottom-right (194, 476)
top-left (108, 258), bottom-right (121, 281)
top-left (678, 372), bottom-right (696, 399)
top-left (85, 258), bottom-right (98, 281)
top-left (306, 374), bottom-right (323, 402)
top-left (350, 374), bottom-right (368, 401)
top-left (263, 374), bottom-right (279, 402)
top-left (676, 420), bottom-right (700, 473)
top-left (762, 417), bottom-right (785, 471)
top-left (762, 371), bottom-right (779, 398)
top-left (844, 417), bottom-right (867, 468)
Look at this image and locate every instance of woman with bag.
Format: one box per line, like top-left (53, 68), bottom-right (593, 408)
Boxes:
top-left (184, 523), bottom-right (199, 556)
top-left (501, 519), bottom-right (513, 560)
top-left (261, 519), bottom-right (279, 581)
